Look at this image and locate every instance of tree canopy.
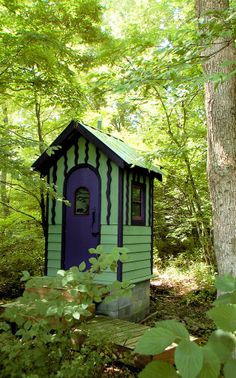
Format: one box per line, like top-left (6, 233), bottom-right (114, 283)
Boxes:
top-left (1, 0), bottom-right (236, 292)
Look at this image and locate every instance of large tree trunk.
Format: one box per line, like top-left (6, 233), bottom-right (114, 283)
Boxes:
top-left (196, 0), bottom-right (236, 275)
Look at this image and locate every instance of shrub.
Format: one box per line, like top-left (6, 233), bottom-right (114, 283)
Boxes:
top-left (0, 250), bottom-right (44, 299)
top-left (0, 247), bottom-right (131, 377)
top-left (135, 274), bottom-right (236, 378)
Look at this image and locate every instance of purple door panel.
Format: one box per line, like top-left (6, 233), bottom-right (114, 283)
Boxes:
top-left (64, 166), bottom-right (100, 270)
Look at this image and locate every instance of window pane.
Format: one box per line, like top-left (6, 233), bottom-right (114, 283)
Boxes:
top-left (75, 187), bottom-right (89, 215)
top-left (132, 203), bottom-right (141, 218)
top-left (132, 185), bottom-right (141, 202)
top-left (131, 182), bottom-right (145, 224)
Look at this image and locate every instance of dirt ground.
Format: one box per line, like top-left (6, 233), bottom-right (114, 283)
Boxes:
top-left (147, 274), bottom-right (216, 341)
top-left (102, 273), bottom-right (216, 377)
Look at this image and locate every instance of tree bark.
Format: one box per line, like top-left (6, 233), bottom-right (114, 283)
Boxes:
top-left (1, 106), bottom-right (10, 217)
top-left (34, 88), bottom-right (47, 238)
top-left (196, 0), bottom-right (236, 275)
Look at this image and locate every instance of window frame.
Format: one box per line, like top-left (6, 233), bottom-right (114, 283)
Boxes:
top-left (131, 181), bottom-right (146, 226)
top-left (74, 186), bottom-right (90, 215)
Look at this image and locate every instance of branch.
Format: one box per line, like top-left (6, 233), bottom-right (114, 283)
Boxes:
top-left (0, 200), bottom-right (42, 225)
top-left (0, 180), bottom-right (41, 204)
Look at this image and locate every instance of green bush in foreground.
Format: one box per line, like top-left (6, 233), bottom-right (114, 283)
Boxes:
top-left (0, 247), bottom-right (131, 378)
top-left (135, 274), bottom-right (236, 378)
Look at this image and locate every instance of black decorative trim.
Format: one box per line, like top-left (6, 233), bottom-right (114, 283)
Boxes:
top-left (32, 120), bottom-right (162, 181)
top-left (117, 168), bottom-right (124, 282)
top-left (96, 147), bottom-right (100, 171)
top-left (150, 177), bottom-right (154, 274)
top-left (106, 159), bottom-right (112, 225)
top-left (51, 162), bottom-right (57, 225)
top-left (64, 151), bottom-right (68, 177)
top-left (85, 139), bottom-right (89, 164)
top-left (149, 176), bottom-right (152, 227)
top-left (125, 170), bottom-right (129, 225)
top-left (44, 172), bottom-right (49, 276)
top-left (74, 136), bottom-right (79, 166)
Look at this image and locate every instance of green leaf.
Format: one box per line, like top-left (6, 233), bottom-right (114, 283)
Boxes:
top-left (155, 320), bottom-right (189, 341)
top-left (73, 312), bottom-right (81, 320)
top-left (197, 346), bottom-right (220, 378)
top-left (0, 322), bottom-right (10, 331)
top-left (175, 340), bottom-right (203, 378)
top-left (214, 291), bottom-right (236, 305)
top-left (89, 257), bottom-right (97, 265)
top-left (57, 270), bottom-right (65, 277)
top-left (88, 248), bottom-right (96, 255)
top-left (20, 271), bottom-right (31, 282)
top-left (139, 361), bottom-right (178, 378)
top-left (223, 359), bottom-right (236, 378)
top-left (135, 327), bottom-right (176, 355)
top-left (207, 330), bottom-right (236, 363)
top-left (207, 305), bottom-right (236, 332)
top-left (215, 275), bottom-right (236, 292)
top-left (79, 261), bottom-right (86, 271)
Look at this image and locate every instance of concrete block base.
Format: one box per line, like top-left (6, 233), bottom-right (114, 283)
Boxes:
top-left (96, 280), bottom-right (150, 322)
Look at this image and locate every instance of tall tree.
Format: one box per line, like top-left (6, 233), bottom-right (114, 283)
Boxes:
top-left (0, 0), bottom-right (106, 234)
top-left (196, 0), bottom-right (236, 275)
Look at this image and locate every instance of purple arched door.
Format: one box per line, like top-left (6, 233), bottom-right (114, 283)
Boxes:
top-left (63, 166), bottom-right (100, 270)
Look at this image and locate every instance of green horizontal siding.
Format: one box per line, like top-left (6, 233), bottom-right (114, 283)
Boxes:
top-left (47, 250), bottom-right (61, 260)
top-left (101, 234), bottom-right (117, 245)
top-left (123, 226), bottom-right (151, 236)
top-left (123, 235), bottom-right (151, 245)
top-left (48, 234), bottom-right (61, 243)
top-left (94, 271), bottom-right (116, 284)
top-left (48, 242), bottom-right (61, 251)
top-left (48, 224), bottom-right (62, 234)
top-left (127, 251), bottom-right (151, 262)
top-left (123, 267), bottom-right (151, 281)
top-left (124, 244), bottom-right (151, 253)
top-left (98, 244), bottom-right (117, 253)
top-left (47, 259), bottom-right (61, 269)
top-left (101, 225), bottom-right (118, 234)
top-left (123, 260), bottom-right (150, 272)
top-left (47, 267), bottom-right (59, 277)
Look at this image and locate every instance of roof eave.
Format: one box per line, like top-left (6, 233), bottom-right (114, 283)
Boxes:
top-left (32, 120), bottom-right (126, 175)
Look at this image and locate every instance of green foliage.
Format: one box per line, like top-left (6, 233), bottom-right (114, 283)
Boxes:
top-left (0, 247), bottom-right (131, 377)
top-left (135, 274), bottom-right (236, 378)
top-left (139, 361), bottom-right (178, 378)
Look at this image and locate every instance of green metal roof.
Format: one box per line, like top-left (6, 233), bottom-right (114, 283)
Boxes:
top-left (82, 123), bottom-right (162, 177)
top-left (32, 120), bottom-right (162, 180)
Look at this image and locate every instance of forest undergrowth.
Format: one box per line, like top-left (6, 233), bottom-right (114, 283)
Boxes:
top-left (101, 261), bottom-right (217, 377)
top-left (0, 258), bottom-right (216, 378)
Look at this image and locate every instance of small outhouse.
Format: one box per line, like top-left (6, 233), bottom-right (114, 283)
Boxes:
top-left (32, 120), bottom-right (162, 321)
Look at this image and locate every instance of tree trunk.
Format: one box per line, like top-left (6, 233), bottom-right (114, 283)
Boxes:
top-left (34, 88), bottom-right (47, 238)
top-left (1, 106), bottom-right (10, 217)
top-left (196, 0), bottom-right (236, 275)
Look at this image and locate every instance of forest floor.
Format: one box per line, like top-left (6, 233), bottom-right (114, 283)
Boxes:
top-left (102, 270), bottom-right (216, 377)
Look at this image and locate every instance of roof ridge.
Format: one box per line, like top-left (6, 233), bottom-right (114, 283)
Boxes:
top-left (80, 121), bottom-right (126, 144)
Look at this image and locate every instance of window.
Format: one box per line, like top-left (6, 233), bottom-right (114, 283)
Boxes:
top-left (131, 183), bottom-right (145, 225)
top-left (75, 187), bottom-right (90, 215)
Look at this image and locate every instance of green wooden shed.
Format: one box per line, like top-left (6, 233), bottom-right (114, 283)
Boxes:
top-left (32, 120), bottom-right (162, 321)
